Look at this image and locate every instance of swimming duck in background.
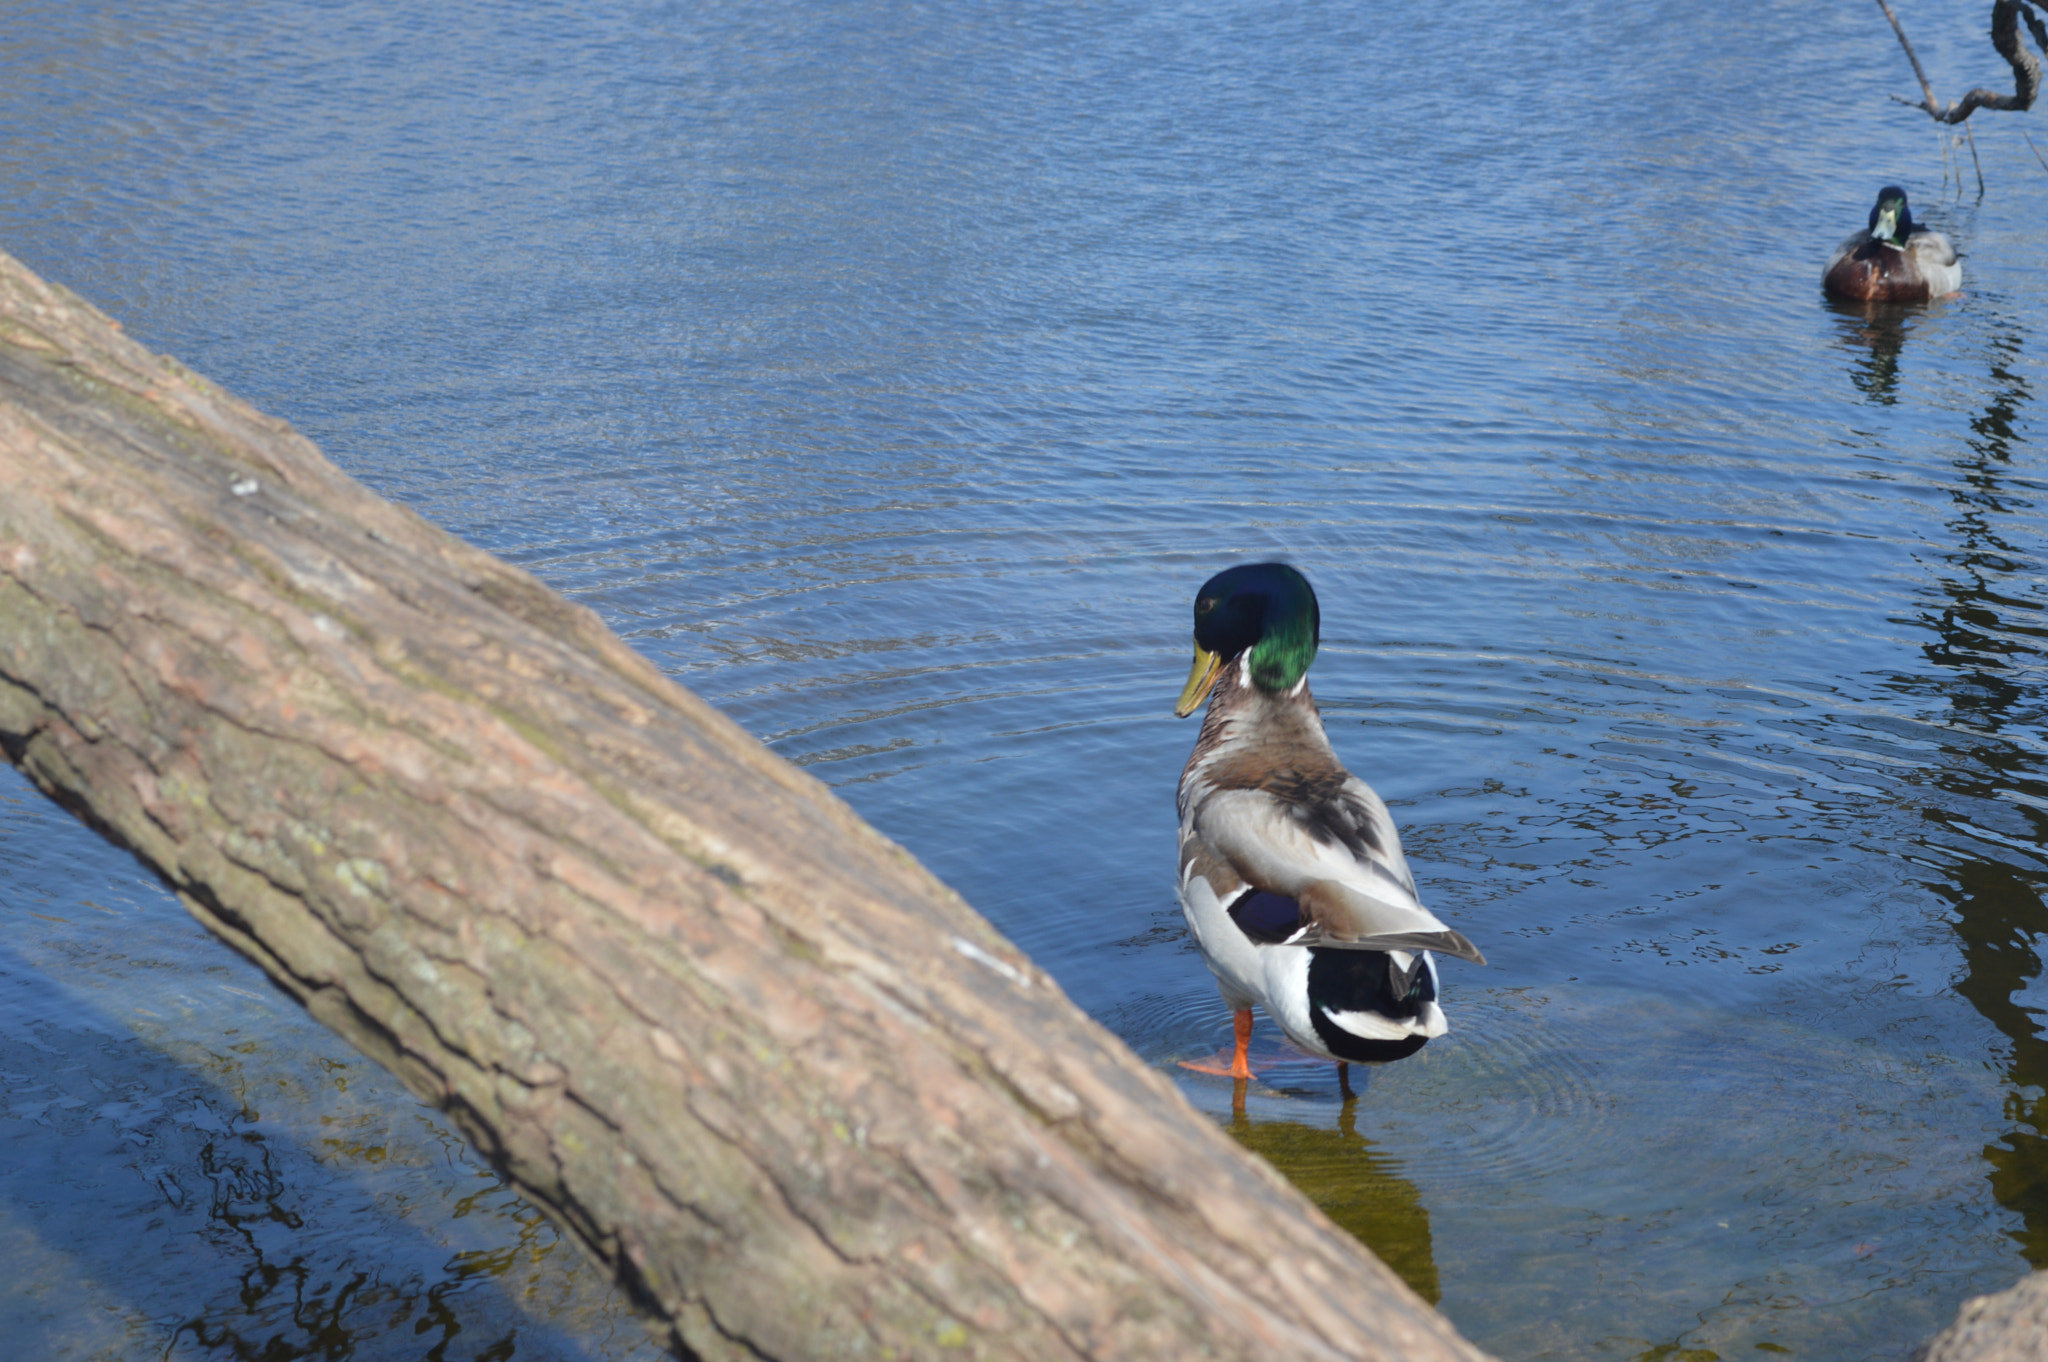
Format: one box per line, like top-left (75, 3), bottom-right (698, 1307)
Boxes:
top-left (1823, 186), bottom-right (1961, 303)
top-left (1173, 563), bottom-right (1484, 1082)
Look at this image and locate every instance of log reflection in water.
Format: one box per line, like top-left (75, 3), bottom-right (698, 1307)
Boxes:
top-left (1888, 314), bottom-right (2048, 1265)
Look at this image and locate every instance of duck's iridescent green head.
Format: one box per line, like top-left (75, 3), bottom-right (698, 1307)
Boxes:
top-left (1174, 562), bottom-right (1321, 717)
top-left (1868, 186), bottom-right (1913, 247)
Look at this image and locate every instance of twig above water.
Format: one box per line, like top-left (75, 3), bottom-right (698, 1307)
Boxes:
top-left (2025, 125), bottom-right (2048, 170)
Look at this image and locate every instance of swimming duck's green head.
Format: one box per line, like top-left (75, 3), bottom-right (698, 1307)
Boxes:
top-left (1174, 562), bottom-right (1321, 717)
top-left (1868, 186), bottom-right (1914, 247)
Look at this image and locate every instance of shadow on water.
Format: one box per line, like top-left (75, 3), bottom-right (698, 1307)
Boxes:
top-left (1826, 297), bottom-right (1921, 406)
top-left (1224, 1085), bottom-right (1441, 1305)
top-left (0, 935), bottom-right (586, 1361)
top-left (1882, 314), bottom-right (2048, 1265)
top-left (0, 775), bottom-right (647, 1361)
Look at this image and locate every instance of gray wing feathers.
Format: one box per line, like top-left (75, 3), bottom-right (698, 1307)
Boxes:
top-left (1194, 791), bottom-right (1487, 965)
top-left (1911, 229), bottom-right (1958, 267)
top-left (1297, 880), bottom-right (1488, 965)
top-left (1823, 232), bottom-right (1867, 275)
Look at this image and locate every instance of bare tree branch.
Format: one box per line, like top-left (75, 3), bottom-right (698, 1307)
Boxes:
top-left (1879, 0), bottom-right (2044, 124)
top-left (1877, 0), bottom-right (1943, 111)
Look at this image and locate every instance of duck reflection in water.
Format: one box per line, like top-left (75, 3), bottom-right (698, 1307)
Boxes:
top-left (1827, 297), bottom-right (1919, 406)
top-left (1226, 1083), bottom-right (1441, 1304)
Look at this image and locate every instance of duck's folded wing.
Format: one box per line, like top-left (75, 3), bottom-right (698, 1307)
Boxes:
top-left (1193, 788), bottom-right (1487, 966)
top-left (1297, 879), bottom-right (1487, 965)
top-left (1824, 232), bottom-right (1871, 273)
top-left (1910, 228), bottom-right (1958, 267)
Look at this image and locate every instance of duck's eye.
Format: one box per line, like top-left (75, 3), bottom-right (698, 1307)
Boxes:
top-left (1196, 597), bottom-right (1216, 615)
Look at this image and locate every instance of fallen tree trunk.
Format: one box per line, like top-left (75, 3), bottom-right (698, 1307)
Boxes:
top-left (0, 246), bottom-right (1489, 1362)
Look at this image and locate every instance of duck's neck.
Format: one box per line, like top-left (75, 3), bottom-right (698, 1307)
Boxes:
top-left (1182, 653), bottom-right (1333, 792)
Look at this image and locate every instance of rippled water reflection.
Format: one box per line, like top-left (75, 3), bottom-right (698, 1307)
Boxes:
top-left (5, 0), bottom-right (2048, 1357)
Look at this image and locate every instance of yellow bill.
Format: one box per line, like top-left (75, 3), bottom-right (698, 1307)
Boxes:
top-left (1174, 644), bottom-right (1223, 717)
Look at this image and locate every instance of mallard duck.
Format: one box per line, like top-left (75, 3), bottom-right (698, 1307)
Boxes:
top-left (1173, 563), bottom-right (1484, 1082)
top-left (1823, 186), bottom-right (1960, 302)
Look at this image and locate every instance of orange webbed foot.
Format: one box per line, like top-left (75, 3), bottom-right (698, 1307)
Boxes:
top-left (1178, 1009), bottom-right (1256, 1079)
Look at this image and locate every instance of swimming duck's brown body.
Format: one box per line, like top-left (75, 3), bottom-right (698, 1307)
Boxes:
top-left (1822, 187), bottom-right (1960, 303)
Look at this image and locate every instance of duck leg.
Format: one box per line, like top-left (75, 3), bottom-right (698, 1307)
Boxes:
top-left (1230, 1007), bottom-right (1252, 1080)
top-left (1178, 1007), bottom-right (1258, 1079)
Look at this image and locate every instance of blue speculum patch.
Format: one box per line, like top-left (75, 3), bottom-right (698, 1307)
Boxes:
top-left (1228, 889), bottom-right (1304, 944)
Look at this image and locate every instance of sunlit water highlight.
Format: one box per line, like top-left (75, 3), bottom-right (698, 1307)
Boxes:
top-left (4, 1), bottom-right (2047, 1358)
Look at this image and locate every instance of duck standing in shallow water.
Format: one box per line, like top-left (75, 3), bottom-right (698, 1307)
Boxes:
top-left (1173, 563), bottom-right (1484, 1082)
top-left (1823, 186), bottom-right (1961, 303)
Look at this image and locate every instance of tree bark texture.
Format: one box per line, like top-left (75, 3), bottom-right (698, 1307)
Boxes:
top-left (0, 246), bottom-right (1492, 1362)
top-left (1916, 1272), bottom-right (2048, 1362)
